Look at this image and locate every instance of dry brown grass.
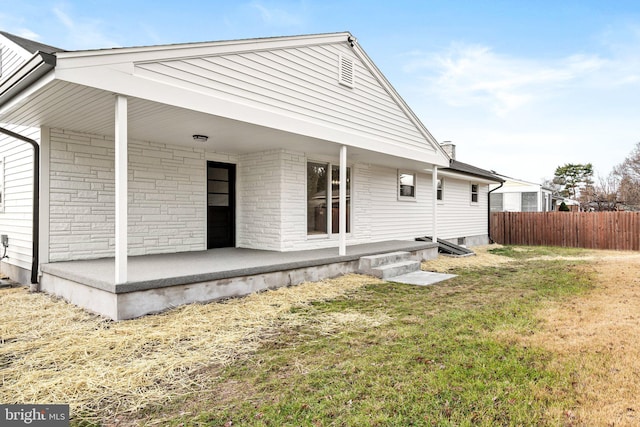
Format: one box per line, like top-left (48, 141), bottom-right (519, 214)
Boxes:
top-left (0, 274), bottom-right (382, 420)
top-left (525, 255), bottom-right (640, 426)
top-left (472, 249), bottom-right (640, 426)
top-left (426, 245), bottom-right (640, 425)
top-left (4, 245), bottom-right (640, 425)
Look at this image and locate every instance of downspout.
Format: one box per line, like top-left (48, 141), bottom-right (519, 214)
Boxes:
top-left (487, 181), bottom-right (504, 244)
top-left (0, 126), bottom-right (39, 288)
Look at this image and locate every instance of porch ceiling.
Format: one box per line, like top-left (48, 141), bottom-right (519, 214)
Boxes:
top-left (1, 79), bottom-right (436, 171)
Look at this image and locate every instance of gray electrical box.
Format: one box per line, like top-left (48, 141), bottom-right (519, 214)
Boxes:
top-left (1, 235), bottom-right (8, 247)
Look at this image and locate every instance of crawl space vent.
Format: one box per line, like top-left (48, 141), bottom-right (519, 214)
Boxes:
top-left (338, 54), bottom-right (355, 88)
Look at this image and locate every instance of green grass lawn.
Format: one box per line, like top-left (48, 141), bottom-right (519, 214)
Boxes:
top-left (116, 246), bottom-right (595, 426)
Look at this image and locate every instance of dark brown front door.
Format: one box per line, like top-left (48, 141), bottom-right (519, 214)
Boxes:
top-left (207, 161), bottom-right (235, 248)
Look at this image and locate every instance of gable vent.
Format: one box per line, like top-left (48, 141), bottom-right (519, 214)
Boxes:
top-left (338, 54), bottom-right (355, 88)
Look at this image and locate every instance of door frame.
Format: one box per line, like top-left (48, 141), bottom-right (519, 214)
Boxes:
top-left (206, 161), bottom-right (236, 249)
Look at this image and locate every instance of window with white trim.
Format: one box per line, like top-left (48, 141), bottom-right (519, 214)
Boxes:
top-left (307, 161), bottom-right (351, 235)
top-left (437, 178), bottom-right (444, 201)
top-left (471, 183), bottom-right (479, 203)
top-left (398, 171), bottom-right (416, 199)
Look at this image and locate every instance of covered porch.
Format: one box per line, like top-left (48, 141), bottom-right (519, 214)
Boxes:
top-left (40, 240), bottom-right (439, 320)
top-left (1, 33), bottom-right (451, 319)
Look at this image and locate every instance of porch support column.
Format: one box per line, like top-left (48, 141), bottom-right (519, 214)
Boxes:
top-left (432, 165), bottom-right (438, 242)
top-left (115, 95), bottom-right (128, 284)
top-left (339, 145), bottom-right (347, 256)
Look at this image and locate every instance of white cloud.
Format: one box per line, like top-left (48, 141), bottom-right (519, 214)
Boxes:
top-left (400, 26), bottom-right (640, 182)
top-left (51, 5), bottom-right (120, 49)
top-left (248, 1), bottom-right (306, 27)
top-left (404, 43), bottom-right (607, 116)
top-left (14, 28), bottom-right (40, 40)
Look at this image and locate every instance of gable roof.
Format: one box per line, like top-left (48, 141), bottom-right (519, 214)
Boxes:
top-left (0, 31), bottom-right (62, 54)
top-left (0, 31), bottom-right (450, 169)
top-left (443, 159), bottom-right (503, 182)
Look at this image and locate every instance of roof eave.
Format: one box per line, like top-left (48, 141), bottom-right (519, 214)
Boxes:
top-left (0, 51), bottom-right (56, 110)
top-left (441, 169), bottom-right (505, 183)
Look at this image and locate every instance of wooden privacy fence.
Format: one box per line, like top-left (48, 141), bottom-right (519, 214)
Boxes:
top-left (490, 212), bottom-right (640, 250)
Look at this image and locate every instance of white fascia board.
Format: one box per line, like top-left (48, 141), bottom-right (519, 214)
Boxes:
top-left (54, 64), bottom-right (449, 166)
top-left (54, 32), bottom-right (352, 68)
top-left (438, 169), bottom-right (500, 184)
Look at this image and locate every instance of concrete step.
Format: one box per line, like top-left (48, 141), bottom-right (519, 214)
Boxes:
top-left (370, 260), bottom-right (421, 279)
top-left (358, 251), bottom-right (411, 271)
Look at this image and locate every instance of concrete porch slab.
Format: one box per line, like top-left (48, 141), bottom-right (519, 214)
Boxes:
top-left (41, 240), bottom-right (438, 294)
top-left (39, 240), bottom-right (439, 320)
top-left (386, 270), bottom-right (456, 286)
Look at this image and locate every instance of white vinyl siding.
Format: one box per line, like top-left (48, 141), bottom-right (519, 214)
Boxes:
top-left (436, 176), bottom-right (488, 240)
top-left (134, 44), bottom-right (430, 152)
top-left (252, 158), bottom-right (434, 251)
top-left (0, 40), bottom-right (30, 80)
top-left (0, 125), bottom-right (39, 274)
top-left (368, 165), bottom-right (432, 241)
top-left (0, 157), bottom-right (4, 212)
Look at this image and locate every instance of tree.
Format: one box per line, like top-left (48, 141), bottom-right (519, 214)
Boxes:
top-left (559, 201), bottom-right (570, 211)
top-left (612, 142), bottom-right (640, 210)
top-left (541, 177), bottom-right (562, 197)
top-left (553, 163), bottom-right (594, 199)
top-left (584, 173), bottom-right (621, 211)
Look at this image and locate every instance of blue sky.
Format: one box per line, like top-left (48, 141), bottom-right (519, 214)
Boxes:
top-left (2, 0), bottom-right (639, 183)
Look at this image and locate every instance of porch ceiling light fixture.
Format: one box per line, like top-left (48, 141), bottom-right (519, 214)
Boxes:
top-left (192, 134), bottom-right (208, 142)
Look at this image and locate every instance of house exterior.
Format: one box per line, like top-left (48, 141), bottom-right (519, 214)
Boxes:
top-left (437, 143), bottom-right (504, 246)
top-left (489, 174), bottom-right (553, 212)
top-left (1, 30), bottom-right (496, 317)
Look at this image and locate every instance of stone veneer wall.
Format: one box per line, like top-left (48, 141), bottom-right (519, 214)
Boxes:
top-left (48, 129), bottom-right (206, 261)
top-left (236, 150), bottom-right (285, 251)
top-left (236, 149), bottom-right (378, 252)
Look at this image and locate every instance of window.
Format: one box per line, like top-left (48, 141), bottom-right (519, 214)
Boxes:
top-left (0, 158), bottom-right (4, 212)
top-left (471, 183), bottom-right (479, 203)
top-left (521, 192), bottom-right (537, 212)
top-left (307, 161), bottom-right (350, 235)
top-left (437, 178), bottom-right (444, 201)
top-left (398, 171), bottom-right (416, 199)
top-left (490, 193), bottom-right (503, 212)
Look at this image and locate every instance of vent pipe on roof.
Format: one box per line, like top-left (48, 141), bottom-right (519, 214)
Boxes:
top-left (0, 126), bottom-right (39, 288)
top-left (440, 141), bottom-right (456, 160)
